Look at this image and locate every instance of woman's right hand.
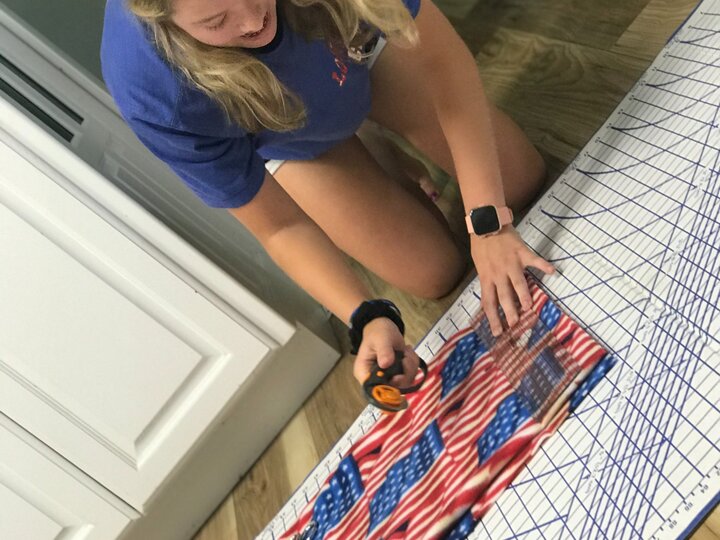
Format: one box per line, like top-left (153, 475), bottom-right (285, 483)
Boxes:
top-left (352, 317), bottom-right (420, 389)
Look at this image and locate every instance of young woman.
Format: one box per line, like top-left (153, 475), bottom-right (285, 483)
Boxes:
top-left (101, 0), bottom-right (554, 389)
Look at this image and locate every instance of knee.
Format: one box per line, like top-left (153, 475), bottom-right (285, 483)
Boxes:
top-left (527, 150), bottom-right (547, 203)
top-left (409, 242), bottom-right (467, 299)
top-left (530, 147), bottom-right (548, 190)
top-left (489, 106), bottom-right (549, 212)
top-left (509, 146), bottom-right (548, 213)
top-left (528, 146), bottom-right (547, 187)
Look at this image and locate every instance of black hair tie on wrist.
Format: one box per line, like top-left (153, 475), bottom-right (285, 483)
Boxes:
top-left (348, 299), bottom-right (405, 354)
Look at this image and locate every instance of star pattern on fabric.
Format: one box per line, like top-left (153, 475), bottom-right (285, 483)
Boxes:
top-left (440, 332), bottom-right (486, 398)
top-left (311, 456), bottom-right (364, 538)
top-left (446, 511), bottom-right (475, 540)
top-left (368, 421), bottom-right (444, 531)
top-left (569, 353), bottom-right (616, 412)
top-left (516, 347), bottom-right (565, 416)
top-left (528, 297), bottom-right (562, 348)
top-left (476, 394), bottom-right (531, 466)
top-left (473, 311), bottom-right (498, 349)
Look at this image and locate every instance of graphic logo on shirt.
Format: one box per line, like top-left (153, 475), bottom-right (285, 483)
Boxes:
top-left (327, 40), bottom-right (348, 87)
top-left (326, 31), bottom-right (379, 86)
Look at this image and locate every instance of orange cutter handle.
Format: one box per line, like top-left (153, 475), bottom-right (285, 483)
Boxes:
top-left (363, 350), bottom-right (428, 412)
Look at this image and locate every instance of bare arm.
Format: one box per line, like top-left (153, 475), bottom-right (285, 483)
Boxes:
top-left (229, 171), bottom-right (369, 324)
top-left (414, 0), bottom-right (505, 210)
top-left (412, 1), bottom-right (554, 334)
top-left (230, 172), bottom-right (420, 386)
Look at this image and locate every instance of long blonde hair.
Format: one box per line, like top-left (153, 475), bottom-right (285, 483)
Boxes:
top-left (128, 0), bottom-right (418, 132)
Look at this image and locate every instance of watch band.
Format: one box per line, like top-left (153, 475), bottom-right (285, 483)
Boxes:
top-left (497, 206), bottom-right (514, 227)
top-left (348, 299), bottom-right (405, 354)
top-left (465, 205), bottom-right (514, 236)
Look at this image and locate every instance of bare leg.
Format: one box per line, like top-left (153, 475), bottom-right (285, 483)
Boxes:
top-left (355, 121), bottom-right (446, 228)
top-left (368, 40), bottom-right (547, 214)
top-left (272, 135), bottom-right (466, 299)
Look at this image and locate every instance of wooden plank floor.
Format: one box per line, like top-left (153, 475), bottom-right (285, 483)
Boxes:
top-left (194, 0), bottom-right (720, 538)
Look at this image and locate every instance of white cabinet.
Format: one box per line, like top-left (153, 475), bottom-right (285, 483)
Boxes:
top-left (0, 32), bottom-right (340, 540)
top-left (0, 415), bottom-right (135, 540)
top-left (0, 132), bottom-right (273, 509)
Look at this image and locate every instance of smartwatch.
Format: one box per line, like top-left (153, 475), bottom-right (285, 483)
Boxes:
top-left (465, 205), bottom-right (514, 237)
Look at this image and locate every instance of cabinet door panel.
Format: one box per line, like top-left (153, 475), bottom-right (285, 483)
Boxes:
top-left (0, 417), bottom-right (133, 540)
top-left (0, 137), bottom-right (274, 510)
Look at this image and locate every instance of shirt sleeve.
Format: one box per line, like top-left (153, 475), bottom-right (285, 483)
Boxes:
top-left (403, 0), bottom-right (421, 18)
top-left (129, 117), bottom-right (267, 208)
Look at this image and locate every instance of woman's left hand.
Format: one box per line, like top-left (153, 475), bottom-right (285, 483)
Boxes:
top-left (471, 225), bottom-right (555, 336)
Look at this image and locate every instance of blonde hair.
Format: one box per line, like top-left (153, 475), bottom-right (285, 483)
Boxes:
top-left (128, 0), bottom-right (419, 132)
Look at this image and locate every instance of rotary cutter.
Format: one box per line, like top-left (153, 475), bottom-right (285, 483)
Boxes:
top-left (363, 350), bottom-right (428, 413)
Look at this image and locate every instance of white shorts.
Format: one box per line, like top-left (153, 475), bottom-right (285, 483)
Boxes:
top-left (265, 36), bottom-right (388, 176)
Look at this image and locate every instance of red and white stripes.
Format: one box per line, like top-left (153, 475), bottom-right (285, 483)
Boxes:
top-left (279, 277), bottom-right (609, 540)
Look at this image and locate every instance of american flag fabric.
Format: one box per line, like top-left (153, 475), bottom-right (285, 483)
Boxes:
top-left (280, 277), bottom-right (615, 539)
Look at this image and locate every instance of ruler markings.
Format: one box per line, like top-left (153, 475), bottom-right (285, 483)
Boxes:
top-left (259, 3), bottom-right (720, 538)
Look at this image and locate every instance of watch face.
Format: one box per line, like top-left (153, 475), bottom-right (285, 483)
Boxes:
top-left (470, 206), bottom-right (501, 234)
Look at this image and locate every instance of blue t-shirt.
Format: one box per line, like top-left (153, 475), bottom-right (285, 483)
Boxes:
top-left (101, 0), bottom-right (421, 208)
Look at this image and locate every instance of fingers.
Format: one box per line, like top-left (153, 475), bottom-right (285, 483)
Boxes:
top-left (355, 344), bottom-right (419, 390)
top-left (496, 277), bottom-right (519, 327)
top-left (353, 355), bottom-right (371, 385)
top-left (481, 281), bottom-right (504, 336)
top-left (353, 347), bottom-right (394, 386)
top-left (474, 234), bottom-right (556, 336)
top-left (509, 269), bottom-right (533, 312)
top-left (376, 345), bottom-right (396, 369)
top-left (353, 318), bottom-right (411, 387)
top-left (390, 346), bottom-right (421, 388)
top-left (525, 251), bottom-right (556, 275)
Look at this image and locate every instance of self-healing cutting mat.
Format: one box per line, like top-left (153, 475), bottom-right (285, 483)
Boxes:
top-left (260, 1), bottom-right (720, 537)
